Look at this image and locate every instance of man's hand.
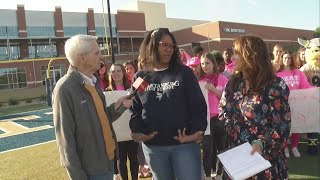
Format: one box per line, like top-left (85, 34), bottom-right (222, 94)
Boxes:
top-left (131, 132), bottom-right (158, 142)
top-left (114, 95), bottom-right (133, 111)
top-left (174, 128), bottom-right (204, 143)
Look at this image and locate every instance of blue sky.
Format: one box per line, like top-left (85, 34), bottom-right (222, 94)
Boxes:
top-left (1, 0), bottom-right (319, 30)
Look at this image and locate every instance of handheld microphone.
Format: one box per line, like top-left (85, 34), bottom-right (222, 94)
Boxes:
top-left (116, 76), bottom-right (149, 112)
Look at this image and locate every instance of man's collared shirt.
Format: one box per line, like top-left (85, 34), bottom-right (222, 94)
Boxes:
top-left (79, 72), bottom-right (97, 86)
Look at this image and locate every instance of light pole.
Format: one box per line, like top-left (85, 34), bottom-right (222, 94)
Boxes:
top-left (102, 0), bottom-right (115, 63)
top-left (106, 0), bottom-right (115, 63)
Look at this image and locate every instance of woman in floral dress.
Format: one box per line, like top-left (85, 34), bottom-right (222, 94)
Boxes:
top-left (219, 36), bottom-right (291, 180)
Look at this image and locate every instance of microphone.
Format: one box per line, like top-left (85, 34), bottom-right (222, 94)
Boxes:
top-left (116, 76), bottom-right (149, 112)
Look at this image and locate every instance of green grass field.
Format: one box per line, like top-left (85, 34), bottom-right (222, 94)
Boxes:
top-left (0, 103), bottom-right (48, 116)
top-left (0, 141), bottom-right (319, 179)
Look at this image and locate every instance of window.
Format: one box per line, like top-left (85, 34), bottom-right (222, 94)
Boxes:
top-left (64, 27), bottom-right (87, 36)
top-left (95, 27), bottom-right (117, 37)
top-left (0, 46), bottom-right (20, 60)
top-left (0, 67), bottom-right (27, 90)
top-left (29, 44), bottom-right (57, 58)
top-left (27, 26), bottom-right (55, 37)
top-left (0, 26), bottom-right (18, 37)
top-left (41, 64), bottom-right (66, 86)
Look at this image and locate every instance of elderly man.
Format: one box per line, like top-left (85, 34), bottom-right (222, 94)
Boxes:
top-left (53, 35), bottom-right (132, 180)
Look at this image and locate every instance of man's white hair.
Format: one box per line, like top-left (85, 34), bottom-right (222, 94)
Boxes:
top-left (64, 35), bottom-right (98, 67)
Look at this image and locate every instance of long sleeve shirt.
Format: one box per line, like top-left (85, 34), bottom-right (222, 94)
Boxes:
top-left (130, 65), bottom-right (207, 145)
top-left (199, 74), bottom-right (228, 117)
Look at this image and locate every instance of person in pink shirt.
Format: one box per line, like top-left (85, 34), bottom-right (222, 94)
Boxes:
top-left (295, 47), bottom-right (306, 68)
top-left (186, 57), bottom-right (201, 79)
top-left (179, 48), bottom-right (191, 65)
top-left (96, 59), bottom-right (108, 91)
top-left (272, 44), bottom-right (284, 72)
top-left (123, 61), bottom-right (138, 85)
top-left (223, 48), bottom-right (235, 74)
top-left (123, 61), bottom-right (152, 178)
top-left (276, 51), bottom-right (313, 158)
top-left (199, 53), bottom-right (228, 180)
top-left (106, 64), bottom-right (139, 180)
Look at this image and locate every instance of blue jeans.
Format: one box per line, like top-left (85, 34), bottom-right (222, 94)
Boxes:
top-left (87, 170), bottom-right (114, 180)
top-left (142, 143), bottom-right (201, 180)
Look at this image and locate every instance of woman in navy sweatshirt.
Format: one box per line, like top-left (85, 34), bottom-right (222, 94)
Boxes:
top-left (129, 28), bottom-right (207, 180)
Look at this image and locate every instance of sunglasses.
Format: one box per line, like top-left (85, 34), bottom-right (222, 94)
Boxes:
top-left (159, 42), bottom-right (178, 51)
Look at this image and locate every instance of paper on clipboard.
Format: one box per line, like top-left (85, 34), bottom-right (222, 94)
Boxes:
top-left (217, 142), bottom-right (271, 180)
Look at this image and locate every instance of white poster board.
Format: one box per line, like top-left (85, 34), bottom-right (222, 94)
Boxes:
top-left (289, 87), bottom-right (320, 133)
top-left (199, 81), bottom-right (210, 135)
top-left (104, 91), bottom-right (132, 142)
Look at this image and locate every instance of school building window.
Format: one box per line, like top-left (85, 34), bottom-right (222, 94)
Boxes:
top-left (0, 67), bottom-right (27, 90)
top-left (0, 26), bottom-right (19, 37)
top-left (41, 64), bottom-right (66, 86)
top-left (26, 26), bottom-right (55, 37)
top-left (64, 27), bottom-right (87, 36)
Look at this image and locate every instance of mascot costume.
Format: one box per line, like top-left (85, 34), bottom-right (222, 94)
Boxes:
top-left (298, 37), bottom-right (320, 155)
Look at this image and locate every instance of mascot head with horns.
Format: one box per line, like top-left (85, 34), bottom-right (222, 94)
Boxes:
top-left (298, 37), bottom-right (320, 155)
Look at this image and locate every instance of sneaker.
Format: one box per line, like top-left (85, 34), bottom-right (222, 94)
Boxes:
top-left (113, 174), bottom-right (120, 180)
top-left (215, 175), bottom-right (222, 180)
top-left (284, 148), bottom-right (290, 158)
top-left (292, 147), bottom-right (301, 157)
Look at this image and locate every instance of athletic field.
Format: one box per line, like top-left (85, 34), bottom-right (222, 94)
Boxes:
top-left (0, 108), bottom-right (319, 179)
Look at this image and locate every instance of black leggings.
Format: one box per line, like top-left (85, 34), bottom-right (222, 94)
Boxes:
top-left (202, 115), bottom-right (226, 176)
top-left (115, 140), bottom-right (139, 180)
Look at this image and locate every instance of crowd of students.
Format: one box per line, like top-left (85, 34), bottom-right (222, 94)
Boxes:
top-left (53, 32), bottom-right (317, 180)
top-left (101, 41), bottom-right (314, 180)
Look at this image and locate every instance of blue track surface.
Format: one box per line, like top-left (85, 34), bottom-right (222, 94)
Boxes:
top-left (0, 109), bottom-right (55, 152)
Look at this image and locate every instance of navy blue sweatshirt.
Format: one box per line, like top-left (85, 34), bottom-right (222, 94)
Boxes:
top-left (129, 65), bottom-right (207, 146)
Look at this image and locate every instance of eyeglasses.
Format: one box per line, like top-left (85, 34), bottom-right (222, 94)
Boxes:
top-left (159, 42), bottom-right (178, 51)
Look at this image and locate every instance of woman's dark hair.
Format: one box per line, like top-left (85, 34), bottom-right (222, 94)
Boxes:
top-left (107, 63), bottom-right (130, 90)
top-left (230, 35), bottom-right (275, 93)
top-left (138, 28), bottom-right (181, 71)
top-left (211, 50), bottom-right (224, 64)
top-left (123, 61), bottom-right (138, 73)
top-left (192, 46), bottom-right (204, 56)
top-left (295, 46), bottom-right (306, 68)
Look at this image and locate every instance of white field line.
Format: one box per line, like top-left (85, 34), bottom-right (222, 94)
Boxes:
top-left (0, 140), bottom-right (56, 154)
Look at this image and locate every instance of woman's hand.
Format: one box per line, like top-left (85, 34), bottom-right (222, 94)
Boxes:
top-left (131, 132), bottom-right (158, 142)
top-left (204, 83), bottom-right (215, 91)
top-left (174, 128), bottom-right (204, 143)
top-left (251, 142), bottom-right (263, 155)
top-left (204, 83), bottom-right (222, 97)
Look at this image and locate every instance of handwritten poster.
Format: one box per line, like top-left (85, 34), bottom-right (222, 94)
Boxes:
top-left (199, 81), bottom-right (211, 135)
top-left (289, 87), bottom-right (320, 133)
top-left (104, 91), bottom-right (132, 142)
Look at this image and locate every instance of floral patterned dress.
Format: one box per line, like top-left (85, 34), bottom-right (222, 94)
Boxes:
top-left (219, 76), bottom-right (291, 180)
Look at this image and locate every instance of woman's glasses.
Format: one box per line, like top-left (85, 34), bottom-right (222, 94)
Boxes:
top-left (159, 42), bottom-right (177, 51)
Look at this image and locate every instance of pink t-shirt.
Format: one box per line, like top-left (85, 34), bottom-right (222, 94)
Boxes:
top-left (276, 69), bottom-right (313, 90)
top-left (116, 85), bottom-right (125, 90)
top-left (200, 74), bottom-right (228, 118)
top-left (225, 60), bottom-right (235, 74)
